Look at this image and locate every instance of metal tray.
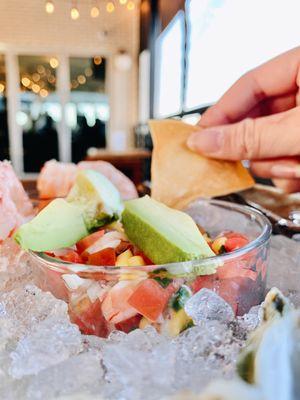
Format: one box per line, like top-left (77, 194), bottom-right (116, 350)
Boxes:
top-left (216, 184), bottom-right (300, 237)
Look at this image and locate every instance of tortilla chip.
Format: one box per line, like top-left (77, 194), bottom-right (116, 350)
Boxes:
top-left (149, 119), bottom-right (254, 209)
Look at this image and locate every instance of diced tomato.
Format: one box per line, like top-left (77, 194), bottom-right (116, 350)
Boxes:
top-left (221, 232), bottom-right (249, 252)
top-left (217, 262), bottom-right (257, 281)
top-left (87, 247), bottom-right (116, 266)
top-left (115, 314), bottom-right (142, 333)
top-left (76, 230), bottom-right (105, 254)
top-left (59, 250), bottom-right (83, 264)
top-left (191, 274), bottom-right (217, 293)
top-left (225, 237), bottom-right (249, 252)
top-left (216, 279), bottom-right (239, 314)
top-left (69, 298), bottom-right (108, 336)
top-left (128, 279), bottom-right (172, 322)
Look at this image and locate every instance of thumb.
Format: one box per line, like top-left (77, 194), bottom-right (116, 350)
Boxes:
top-left (187, 107), bottom-right (300, 161)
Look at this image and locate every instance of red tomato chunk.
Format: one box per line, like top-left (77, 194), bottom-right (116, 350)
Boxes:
top-left (128, 279), bottom-right (172, 322)
top-left (87, 248), bottom-right (116, 266)
top-left (76, 230), bottom-right (105, 254)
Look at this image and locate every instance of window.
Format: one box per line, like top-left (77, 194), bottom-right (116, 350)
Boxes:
top-left (0, 55), bottom-right (8, 160)
top-left (154, 11), bottom-right (185, 118)
top-left (67, 56), bottom-right (109, 163)
top-left (18, 55), bottom-right (61, 172)
top-left (153, 0), bottom-right (300, 117)
top-left (185, 0), bottom-right (300, 110)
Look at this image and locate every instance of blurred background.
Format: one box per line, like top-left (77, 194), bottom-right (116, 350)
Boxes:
top-left (0, 0), bottom-right (300, 183)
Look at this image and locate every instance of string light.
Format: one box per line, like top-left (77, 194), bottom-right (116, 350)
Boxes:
top-left (44, 0), bottom-right (137, 17)
top-left (77, 75), bottom-right (86, 84)
top-left (32, 84), bottom-right (40, 93)
top-left (40, 89), bottom-right (49, 98)
top-left (85, 67), bottom-right (93, 77)
top-left (21, 77), bottom-right (31, 87)
top-left (49, 57), bottom-right (59, 68)
top-left (32, 73), bottom-right (41, 82)
top-left (48, 75), bottom-right (56, 84)
top-left (71, 6), bottom-right (80, 20)
top-left (45, 0), bottom-right (54, 14)
top-left (106, 2), bottom-right (115, 13)
top-left (93, 56), bottom-right (102, 65)
top-left (127, 1), bottom-right (135, 10)
top-left (71, 80), bottom-right (79, 89)
top-left (90, 6), bottom-right (100, 17)
top-left (37, 65), bottom-right (46, 74)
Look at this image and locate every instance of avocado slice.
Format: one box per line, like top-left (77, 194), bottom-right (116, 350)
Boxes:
top-left (14, 198), bottom-right (88, 251)
top-left (67, 170), bottom-right (123, 230)
top-left (121, 196), bottom-right (215, 265)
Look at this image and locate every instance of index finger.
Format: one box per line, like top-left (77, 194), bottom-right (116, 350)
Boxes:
top-left (200, 46), bottom-right (300, 127)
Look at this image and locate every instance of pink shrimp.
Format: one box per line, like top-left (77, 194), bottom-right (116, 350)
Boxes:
top-left (37, 160), bottom-right (77, 199)
top-left (0, 161), bottom-right (34, 240)
top-left (37, 160), bottom-right (138, 200)
top-left (101, 280), bottom-right (140, 324)
top-left (78, 161), bottom-right (138, 200)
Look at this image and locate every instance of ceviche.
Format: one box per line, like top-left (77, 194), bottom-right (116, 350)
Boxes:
top-left (15, 169), bottom-right (269, 337)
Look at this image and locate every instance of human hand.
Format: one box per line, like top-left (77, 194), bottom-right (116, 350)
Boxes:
top-left (187, 47), bottom-right (300, 192)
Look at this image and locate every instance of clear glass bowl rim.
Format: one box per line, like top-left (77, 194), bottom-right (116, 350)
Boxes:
top-left (30, 199), bottom-right (272, 274)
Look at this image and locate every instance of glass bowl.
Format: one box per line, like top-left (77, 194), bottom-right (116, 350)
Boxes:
top-left (30, 199), bottom-right (272, 338)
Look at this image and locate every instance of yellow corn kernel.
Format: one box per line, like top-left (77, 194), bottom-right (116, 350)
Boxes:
top-left (139, 316), bottom-right (151, 330)
top-left (119, 271), bottom-right (148, 281)
top-left (115, 249), bottom-right (133, 267)
top-left (211, 236), bottom-right (227, 254)
top-left (167, 309), bottom-right (191, 337)
top-left (128, 256), bottom-right (146, 267)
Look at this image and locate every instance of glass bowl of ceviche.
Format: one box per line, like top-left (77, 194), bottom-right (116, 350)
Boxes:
top-left (29, 199), bottom-right (272, 338)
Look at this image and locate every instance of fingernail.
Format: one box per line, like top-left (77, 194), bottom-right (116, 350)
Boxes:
top-left (187, 130), bottom-right (223, 154)
top-left (271, 164), bottom-right (300, 178)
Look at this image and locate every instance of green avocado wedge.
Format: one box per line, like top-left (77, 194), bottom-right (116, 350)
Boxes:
top-left (67, 169), bottom-right (123, 230)
top-left (14, 198), bottom-right (88, 251)
top-left (121, 195), bottom-right (215, 265)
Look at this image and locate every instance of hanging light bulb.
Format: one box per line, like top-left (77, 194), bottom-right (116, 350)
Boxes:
top-left (90, 6), bottom-right (100, 17)
top-left (127, 1), bottom-right (135, 11)
top-left (70, 2), bottom-right (80, 20)
top-left (49, 57), bottom-right (59, 68)
top-left (45, 0), bottom-right (55, 14)
top-left (106, 1), bottom-right (115, 13)
top-left (140, 1), bottom-right (150, 13)
top-left (119, 0), bottom-right (127, 4)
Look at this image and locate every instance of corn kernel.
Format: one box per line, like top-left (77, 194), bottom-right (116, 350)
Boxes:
top-left (211, 236), bottom-right (227, 254)
top-left (115, 249), bottom-right (133, 267)
top-left (128, 256), bottom-right (146, 267)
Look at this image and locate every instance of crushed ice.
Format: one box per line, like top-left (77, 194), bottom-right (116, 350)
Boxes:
top-left (0, 235), bottom-right (298, 399)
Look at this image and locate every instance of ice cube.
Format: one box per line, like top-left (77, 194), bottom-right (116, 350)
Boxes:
top-left (26, 351), bottom-right (103, 400)
top-left (173, 322), bottom-right (243, 393)
top-left (0, 285), bottom-right (68, 340)
top-left (184, 288), bottom-right (235, 324)
top-left (9, 315), bottom-right (83, 378)
top-left (0, 239), bottom-right (33, 292)
top-left (236, 305), bottom-right (261, 333)
top-left (102, 337), bottom-right (176, 400)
